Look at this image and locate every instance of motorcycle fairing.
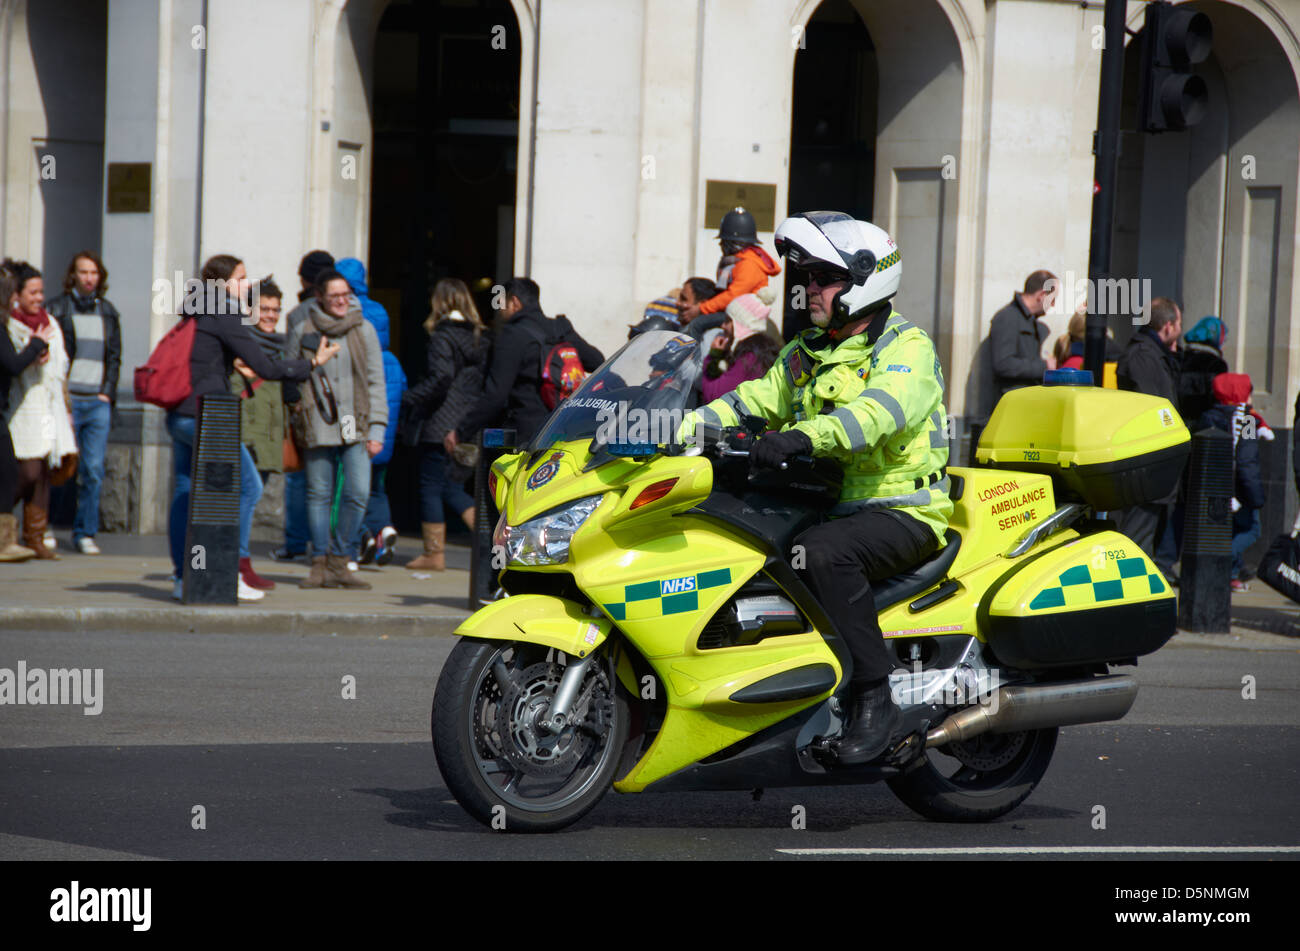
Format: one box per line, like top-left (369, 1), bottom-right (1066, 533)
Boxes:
top-left (453, 594), bottom-right (612, 659)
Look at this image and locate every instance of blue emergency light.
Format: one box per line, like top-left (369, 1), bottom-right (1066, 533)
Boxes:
top-left (1043, 368), bottom-right (1094, 386)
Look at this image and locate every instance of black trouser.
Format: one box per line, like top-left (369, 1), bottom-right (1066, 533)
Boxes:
top-left (0, 427), bottom-right (16, 511)
top-left (1119, 502), bottom-right (1174, 577)
top-left (795, 508), bottom-right (941, 689)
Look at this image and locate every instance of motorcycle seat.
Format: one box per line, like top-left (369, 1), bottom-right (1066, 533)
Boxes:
top-left (859, 528), bottom-right (961, 610)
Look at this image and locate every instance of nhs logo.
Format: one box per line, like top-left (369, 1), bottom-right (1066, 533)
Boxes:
top-left (661, 576), bottom-right (697, 596)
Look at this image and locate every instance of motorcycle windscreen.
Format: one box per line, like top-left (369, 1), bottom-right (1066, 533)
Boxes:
top-left (526, 331), bottom-right (703, 469)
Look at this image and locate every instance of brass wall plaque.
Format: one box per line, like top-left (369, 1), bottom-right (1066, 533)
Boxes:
top-left (704, 180), bottom-right (776, 232)
top-left (106, 163), bottom-right (151, 213)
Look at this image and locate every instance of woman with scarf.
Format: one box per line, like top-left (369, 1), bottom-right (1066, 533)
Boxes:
top-left (169, 255), bottom-right (338, 602)
top-left (3, 259), bottom-right (76, 559)
top-left (285, 269), bottom-right (387, 590)
top-left (0, 265), bottom-right (53, 561)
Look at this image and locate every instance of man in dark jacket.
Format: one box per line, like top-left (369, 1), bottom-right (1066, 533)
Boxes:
top-left (449, 277), bottom-right (604, 447)
top-left (46, 252), bottom-right (121, 555)
top-left (989, 270), bottom-right (1056, 401)
top-left (1116, 297), bottom-right (1183, 578)
top-left (1202, 374), bottom-right (1265, 590)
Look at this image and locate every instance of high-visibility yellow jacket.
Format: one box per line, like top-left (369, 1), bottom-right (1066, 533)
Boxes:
top-left (683, 310), bottom-right (952, 542)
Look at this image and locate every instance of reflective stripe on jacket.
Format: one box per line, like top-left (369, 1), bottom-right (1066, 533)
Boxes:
top-left (687, 310), bottom-right (952, 542)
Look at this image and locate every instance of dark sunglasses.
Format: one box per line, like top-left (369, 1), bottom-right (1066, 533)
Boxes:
top-left (807, 269), bottom-right (849, 288)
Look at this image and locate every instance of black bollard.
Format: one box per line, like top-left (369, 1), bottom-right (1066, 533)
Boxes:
top-left (1178, 427), bottom-right (1233, 632)
top-left (467, 429), bottom-right (516, 610)
top-left (183, 393), bottom-right (241, 604)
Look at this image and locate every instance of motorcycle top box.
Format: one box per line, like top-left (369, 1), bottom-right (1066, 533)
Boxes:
top-left (976, 384), bottom-right (1190, 511)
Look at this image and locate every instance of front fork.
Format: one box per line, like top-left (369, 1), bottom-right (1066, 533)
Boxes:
top-left (537, 653), bottom-right (596, 735)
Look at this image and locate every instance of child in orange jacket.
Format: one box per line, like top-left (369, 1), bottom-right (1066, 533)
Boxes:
top-left (680, 207), bottom-right (781, 323)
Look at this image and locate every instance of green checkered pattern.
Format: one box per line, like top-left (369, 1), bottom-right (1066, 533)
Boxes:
top-left (875, 249), bottom-right (900, 272)
top-left (603, 569), bottom-right (732, 621)
top-left (1029, 557), bottom-right (1166, 611)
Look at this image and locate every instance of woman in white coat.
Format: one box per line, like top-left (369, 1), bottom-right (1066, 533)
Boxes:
top-left (3, 260), bottom-right (76, 559)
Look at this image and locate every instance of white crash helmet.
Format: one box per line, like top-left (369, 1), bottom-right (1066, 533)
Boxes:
top-left (774, 211), bottom-right (901, 327)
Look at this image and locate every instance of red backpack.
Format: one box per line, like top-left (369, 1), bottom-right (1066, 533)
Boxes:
top-left (540, 339), bottom-right (587, 410)
top-left (134, 316), bottom-right (195, 409)
top-left (532, 315), bottom-right (587, 410)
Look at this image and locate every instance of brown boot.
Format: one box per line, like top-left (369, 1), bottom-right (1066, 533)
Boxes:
top-left (0, 514), bottom-right (35, 562)
top-left (405, 522), bottom-right (446, 571)
top-left (300, 555), bottom-right (329, 588)
top-left (326, 553), bottom-right (371, 589)
top-left (22, 504), bottom-right (59, 560)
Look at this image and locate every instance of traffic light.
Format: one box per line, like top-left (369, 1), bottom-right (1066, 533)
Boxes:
top-left (1138, 2), bottom-right (1213, 132)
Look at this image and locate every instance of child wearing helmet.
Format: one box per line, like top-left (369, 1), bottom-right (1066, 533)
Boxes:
top-left (679, 207), bottom-right (782, 324)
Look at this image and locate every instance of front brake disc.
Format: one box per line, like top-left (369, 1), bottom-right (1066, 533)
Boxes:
top-left (499, 662), bottom-right (595, 777)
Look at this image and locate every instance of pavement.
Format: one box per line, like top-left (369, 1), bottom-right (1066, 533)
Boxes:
top-left (2, 530), bottom-right (1298, 649)
top-left (0, 531), bottom-right (475, 637)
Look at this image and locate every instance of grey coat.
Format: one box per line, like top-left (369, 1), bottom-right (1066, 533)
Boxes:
top-left (989, 295), bottom-right (1049, 399)
top-left (285, 302), bottom-right (388, 448)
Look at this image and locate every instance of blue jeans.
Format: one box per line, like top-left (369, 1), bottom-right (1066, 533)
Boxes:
top-left (305, 442), bottom-right (370, 557)
top-left (283, 469), bottom-right (308, 554)
top-left (166, 412), bottom-right (263, 575)
top-left (1232, 510), bottom-right (1262, 579)
top-left (361, 464), bottom-right (391, 537)
top-left (419, 444), bottom-right (474, 524)
top-left (71, 397), bottom-right (112, 542)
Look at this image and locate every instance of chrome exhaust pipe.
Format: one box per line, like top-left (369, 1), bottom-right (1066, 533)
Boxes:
top-left (926, 675), bottom-right (1138, 748)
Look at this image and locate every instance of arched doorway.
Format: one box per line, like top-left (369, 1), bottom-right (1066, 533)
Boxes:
top-left (368, 0), bottom-right (522, 532)
top-left (785, 0), bottom-right (878, 339)
top-left (3, 0), bottom-right (107, 278)
top-left (786, 0), bottom-right (963, 380)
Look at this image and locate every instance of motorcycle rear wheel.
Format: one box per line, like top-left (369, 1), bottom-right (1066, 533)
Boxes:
top-left (432, 637), bottom-right (628, 833)
top-left (886, 726), bottom-right (1058, 822)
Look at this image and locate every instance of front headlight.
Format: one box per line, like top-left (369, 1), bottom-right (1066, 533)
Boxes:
top-left (491, 495), bottom-right (603, 566)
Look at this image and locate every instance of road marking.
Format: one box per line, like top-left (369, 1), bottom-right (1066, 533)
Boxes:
top-left (778, 846), bottom-right (1300, 856)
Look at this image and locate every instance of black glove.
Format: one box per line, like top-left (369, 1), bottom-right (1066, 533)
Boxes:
top-left (752, 429), bottom-right (813, 469)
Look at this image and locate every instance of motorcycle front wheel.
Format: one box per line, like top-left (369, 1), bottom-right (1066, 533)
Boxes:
top-left (886, 726), bottom-right (1058, 822)
top-left (432, 637), bottom-right (629, 833)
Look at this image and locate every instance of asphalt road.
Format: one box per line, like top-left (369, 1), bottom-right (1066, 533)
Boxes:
top-left (1, 627), bottom-right (1297, 861)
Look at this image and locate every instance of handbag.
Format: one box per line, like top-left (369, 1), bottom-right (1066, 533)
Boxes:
top-left (49, 452), bottom-right (79, 487)
top-left (1257, 513), bottom-right (1300, 605)
top-left (282, 434), bottom-right (303, 473)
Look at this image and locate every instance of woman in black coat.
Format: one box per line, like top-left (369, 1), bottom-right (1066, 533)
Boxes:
top-left (399, 279), bottom-right (490, 571)
top-left (166, 254), bottom-right (339, 600)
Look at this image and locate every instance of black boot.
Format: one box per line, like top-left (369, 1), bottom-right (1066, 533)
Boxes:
top-left (836, 680), bottom-right (903, 765)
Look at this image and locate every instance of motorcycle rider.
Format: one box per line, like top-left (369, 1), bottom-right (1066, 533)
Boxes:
top-left (681, 211), bottom-right (951, 764)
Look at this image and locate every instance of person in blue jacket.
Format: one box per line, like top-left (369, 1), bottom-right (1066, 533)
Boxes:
top-left (336, 258), bottom-right (407, 565)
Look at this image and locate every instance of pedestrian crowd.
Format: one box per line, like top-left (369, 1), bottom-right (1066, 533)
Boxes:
top-left (2, 211), bottom-right (1271, 604)
top-left (989, 273), bottom-right (1267, 594)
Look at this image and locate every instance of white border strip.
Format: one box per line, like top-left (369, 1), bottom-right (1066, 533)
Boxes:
top-left (778, 846), bottom-right (1300, 856)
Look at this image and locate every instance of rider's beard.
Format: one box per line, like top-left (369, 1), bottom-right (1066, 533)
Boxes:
top-left (809, 306), bottom-right (831, 328)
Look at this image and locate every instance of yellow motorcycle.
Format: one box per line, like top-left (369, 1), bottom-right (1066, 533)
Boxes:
top-left (432, 330), bottom-right (1189, 832)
